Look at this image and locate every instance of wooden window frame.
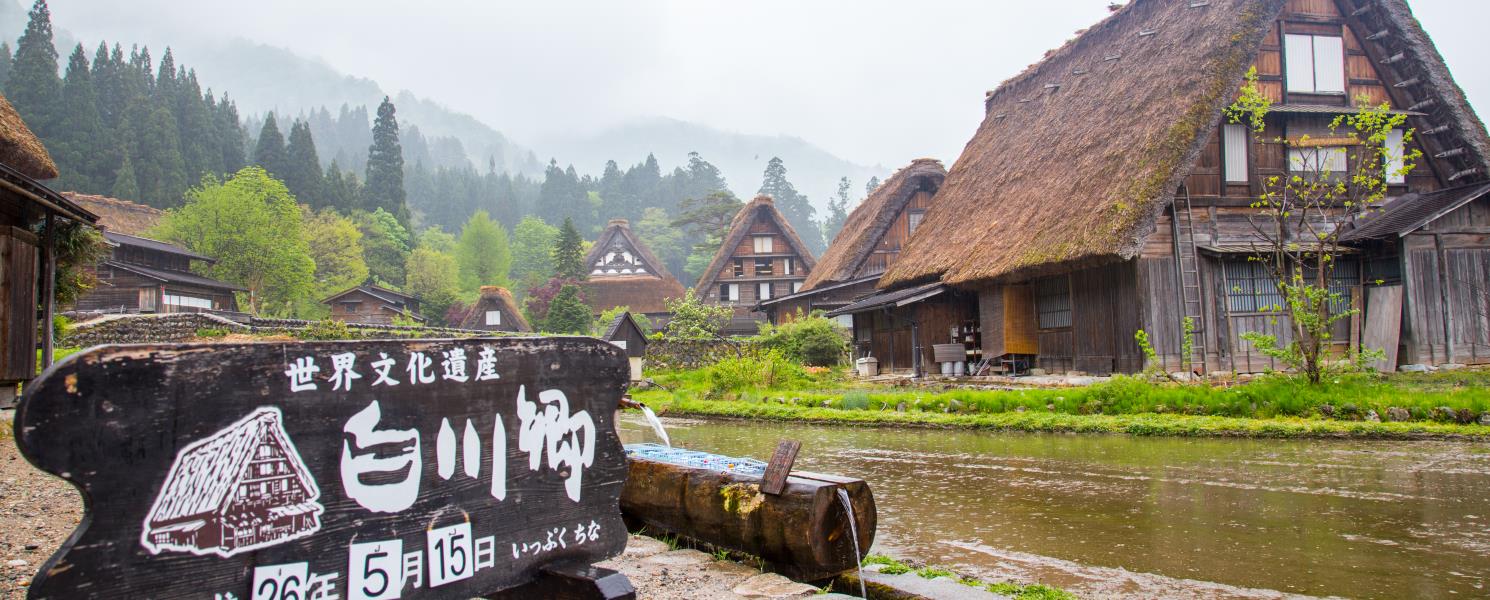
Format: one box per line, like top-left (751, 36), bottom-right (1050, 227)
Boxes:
top-left (1033, 276), bottom-right (1072, 330)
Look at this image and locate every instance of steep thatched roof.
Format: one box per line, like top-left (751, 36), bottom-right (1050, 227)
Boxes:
top-left (459, 285), bottom-right (531, 332)
top-left (580, 218), bottom-right (687, 315)
top-left (883, 0), bottom-right (1284, 287)
top-left (0, 92), bottom-right (57, 180)
top-left (803, 158), bottom-right (944, 290)
top-left (695, 195), bottom-right (818, 294)
top-left (62, 193), bottom-right (163, 235)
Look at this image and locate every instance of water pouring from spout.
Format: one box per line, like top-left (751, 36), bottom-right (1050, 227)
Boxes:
top-left (837, 487), bottom-right (866, 598)
top-left (620, 396), bottom-right (671, 447)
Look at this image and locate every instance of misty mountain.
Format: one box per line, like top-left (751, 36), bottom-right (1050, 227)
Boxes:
top-left (534, 117), bottom-right (888, 214)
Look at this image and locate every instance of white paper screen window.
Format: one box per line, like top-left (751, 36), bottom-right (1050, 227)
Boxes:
top-left (1223, 123), bottom-right (1249, 183)
top-left (1385, 129), bottom-right (1406, 184)
top-left (758, 282), bottom-right (772, 300)
top-left (753, 236), bottom-right (773, 253)
top-left (1285, 34), bottom-right (1344, 94)
top-left (485, 310), bottom-right (501, 325)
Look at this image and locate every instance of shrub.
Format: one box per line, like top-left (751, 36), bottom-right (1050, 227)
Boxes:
top-left (756, 312), bottom-right (848, 366)
top-left (707, 350), bottom-right (805, 394)
top-left (298, 319), bottom-right (352, 341)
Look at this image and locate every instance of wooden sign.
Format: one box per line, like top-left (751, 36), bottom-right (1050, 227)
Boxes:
top-left (759, 440), bottom-right (801, 496)
top-left (15, 337), bottom-right (633, 600)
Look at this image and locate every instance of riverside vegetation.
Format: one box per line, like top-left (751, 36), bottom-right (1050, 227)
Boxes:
top-left (632, 353), bottom-right (1490, 439)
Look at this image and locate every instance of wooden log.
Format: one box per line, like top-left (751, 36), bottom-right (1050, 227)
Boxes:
top-left (619, 455), bottom-right (875, 581)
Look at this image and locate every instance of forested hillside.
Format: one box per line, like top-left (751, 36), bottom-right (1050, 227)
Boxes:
top-left (5, 0), bottom-right (877, 327)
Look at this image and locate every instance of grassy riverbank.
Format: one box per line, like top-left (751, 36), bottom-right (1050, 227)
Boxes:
top-left (632, 367), bottom-right (1490, 439)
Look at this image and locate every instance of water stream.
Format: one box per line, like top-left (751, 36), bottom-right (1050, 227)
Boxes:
top-left (618, 414), bottom-right (1490, 599)
top-left (637, 405), bottom-right (670, 447)
top-left (838, 487), bottom-right (868, 598)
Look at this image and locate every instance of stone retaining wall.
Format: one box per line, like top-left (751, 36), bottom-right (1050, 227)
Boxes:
top-left (63, 313), bottom-right (248, 347)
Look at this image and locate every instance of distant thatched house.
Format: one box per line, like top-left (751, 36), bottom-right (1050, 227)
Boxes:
top-left (754, 159), bottom-right (953, 373)
top-left (0, 92), bottom-right (97, 400)
top-left (879, 0), bottom-right (1490, 375)
top-left (579, 218), bottom-right (686, 325)
top-left (324, 285), bottom-right (424, 325)
top-left (62, 192), bottom-right (163, 235)
top-left (459, 285), bottom-right (531, 332)
top-left (696, 195), bottom-right (818, 335)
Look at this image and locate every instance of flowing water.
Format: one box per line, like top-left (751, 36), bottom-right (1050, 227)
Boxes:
top-left (838, 487), bottom-right (869, 598)
top-left (617, 415), bottom-right (1490, 599)
top-left (638, 405), bottom-right (671, 447)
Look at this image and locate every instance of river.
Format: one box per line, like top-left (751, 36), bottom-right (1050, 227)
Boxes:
top-left (618, 414), bottom-right (1490, 599)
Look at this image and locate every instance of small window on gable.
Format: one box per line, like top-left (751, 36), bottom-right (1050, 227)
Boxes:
top-left (733, 259), bottom-right (744, 277)
top-left (485, 310), bottom-right (501, 326)
top-left (757, 282), bottom-right (772, 300)
top-left (792, 281), bottom-right (803, 294)
top-left (754, 258), bottom-right (774, 276)
top-left (1285, 34), bottom-right (1345, 94)
top-left (753, 235), bottom-right (773, 253)
top-left (1385, 128), bottom-right (1406, 184)
top-left (1223, 123), bottom-right (1249, 183)
top-left (783, 258), bottom-right (793, 275)
top-left (723, 283), bottom-right (740, 302)
top-left (908, 209), bottom-right (926, 236)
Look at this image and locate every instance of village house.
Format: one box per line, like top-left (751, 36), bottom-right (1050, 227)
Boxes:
top-left (877, 0), bottom-right (1489, 376)
top-left (601, 311), bottom-right (650, 381)
top-left (0, 93), bottom-right (97, 402)
top-left (696, 195), bottom-right (818, 335)
top-left (579, 218), bottom-right (686, 326)
top-left (755, 159), bottom-right (959, 375)
top-left (71, 230), bottom-right (244, 316)
top-left (323, 284), bottom-right (424, 325)
top-left (458, 285), bottom-right (532, 332)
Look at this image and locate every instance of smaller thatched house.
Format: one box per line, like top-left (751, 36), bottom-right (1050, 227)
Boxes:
top-left (0, 92), bottom-right (97, 401)
top-left (459, 285), bottom-right (531, 333)
top-left (695, 195), bottom-right (818, 335)
top-left (579, 218), bottom-right (687, 326)
top-left (323, 285), bottom-right (424, 325)
top-left (759, 159), bottom-right (946, 350)
top-left (62, 192), bottom-right (163, 235)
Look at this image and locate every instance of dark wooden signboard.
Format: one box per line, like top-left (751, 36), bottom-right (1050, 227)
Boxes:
top-left (15, 337), bottom-right (632, 599)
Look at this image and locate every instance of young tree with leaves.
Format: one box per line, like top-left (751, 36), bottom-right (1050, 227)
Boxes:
top-left (1228, 69), bottom-right (1420, 383)
top-left (553, 217), bottom-right (587, 280)
top-left (152, 167), bottom-right (315, 315)
top-left (661, 288), bottom-right (731, 341)
top-left (300, 208), bottom-right (369, 316)
top-left (510, 215), bottom-right (558, 290)
top-left (455, 210), bottom-right (512, 293)
top-left (355, 207), bottom-right (410, 287)
top-left (405, 246), bottom-right (461, 323)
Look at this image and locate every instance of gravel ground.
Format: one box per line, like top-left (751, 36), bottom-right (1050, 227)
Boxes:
top-left (0, 418), bottom-right (85, 599)
top-left (0, 412), bottom-right (822, 600)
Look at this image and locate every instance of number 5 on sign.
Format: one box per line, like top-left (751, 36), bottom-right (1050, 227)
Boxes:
top-left (427, 522), bottom-right (474, 587)
top-left (349, 540), bottom-right (404, 600)
top-left (253, 562), bottom-right (308, 600)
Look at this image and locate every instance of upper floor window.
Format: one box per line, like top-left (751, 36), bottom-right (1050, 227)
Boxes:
top-left (485, 310), bottom-right (501, 326)
top-left (1385, 128), bottom-right (1406, 184)
top-left (754, 258), bottom-right (774, 276)
top-left (783, 258), bottom-right (794, 275)
top-left (753, 235), bottom-right (773, 253)
top-left (1284, 34), bottom-right (1345, 94)
top-left (1223, 123), bottom-right (1249, 183)
top-left (907, 209), bottom-right (926, 236)
top-left (720, 283), bottom-right (740, 302)
top-left (1289, 146), bottom-right (1348, 174)
top-left (733, 258), bottom-right (745, 277)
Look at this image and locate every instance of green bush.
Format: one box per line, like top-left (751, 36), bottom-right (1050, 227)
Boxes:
top-left (298, 319), bottom-right (353, 341)
top-left (756, 312), bottom-right (848, 366)
top-left (707, 350), bottom-right (806, 394)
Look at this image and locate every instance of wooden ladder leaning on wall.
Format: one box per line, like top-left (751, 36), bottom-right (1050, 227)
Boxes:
top-left (1170, 186), bottom-right (1207, 373)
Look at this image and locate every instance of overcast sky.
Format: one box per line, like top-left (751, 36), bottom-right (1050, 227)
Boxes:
top-left (46, 0), bottom-right (1490, 169)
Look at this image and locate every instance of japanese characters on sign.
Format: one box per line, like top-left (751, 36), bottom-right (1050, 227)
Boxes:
top-left (15, 338), bottom-right (630, 600)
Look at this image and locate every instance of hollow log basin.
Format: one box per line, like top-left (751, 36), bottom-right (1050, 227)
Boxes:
top-left (618, 414), bottom-right (1490, 599)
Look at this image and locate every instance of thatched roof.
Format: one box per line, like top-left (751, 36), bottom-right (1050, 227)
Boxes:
top-left (62, 193), bottom-right (163, 235)
top-left (580, 218), bottom-right (687, 315)
top-left (0, 92), bottom-right (57, 180)
top-left (803, 158), bottom-right (944, 290)
top-left (459, 285), bottom-right (531, 332)
top-left (695, 195), bottom-right (819, 294)
top-left (883, 0), bottom-right (1285, 287)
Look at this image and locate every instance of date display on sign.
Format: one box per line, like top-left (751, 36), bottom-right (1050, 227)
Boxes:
top-left (427, 522), bottom-right (475, 587)
top-left (349, 540), bottom-right (405, 600)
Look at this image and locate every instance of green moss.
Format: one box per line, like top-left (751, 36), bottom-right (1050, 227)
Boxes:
top-left (719, 483), bottom-right (763, 515)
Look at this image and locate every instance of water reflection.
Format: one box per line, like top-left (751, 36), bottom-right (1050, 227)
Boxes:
top-left (619, 415), bottom-right (1490, 599)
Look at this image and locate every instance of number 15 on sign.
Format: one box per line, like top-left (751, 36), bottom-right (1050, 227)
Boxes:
top-left (428, 522), bottom-right (474, 587)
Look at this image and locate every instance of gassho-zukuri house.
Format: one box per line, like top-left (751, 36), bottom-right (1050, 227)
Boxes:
top-left (756, 158), bottom-right (959, 375)
top-left (578, 218), bottom-right (686, 326)
top-left (696, 195), bottom-right (818, 336)
top-left (858, 0), bottom-right (1489, 376)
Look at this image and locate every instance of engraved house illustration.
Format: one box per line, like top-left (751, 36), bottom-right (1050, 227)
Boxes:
top-left (141, 407), bottom-right (324, 557)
